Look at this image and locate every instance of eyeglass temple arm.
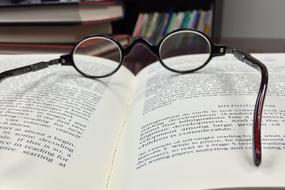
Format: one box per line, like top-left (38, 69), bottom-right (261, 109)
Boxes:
top-left (226, 47), bottom-right (269, 166)
top-left (0, 55), bottom-right (73, 83)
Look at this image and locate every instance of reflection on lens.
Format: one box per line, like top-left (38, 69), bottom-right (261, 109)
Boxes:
top-left (159, 30), bottom-right (211, 72)
top-left (73, 36), bottom-right (122, 77)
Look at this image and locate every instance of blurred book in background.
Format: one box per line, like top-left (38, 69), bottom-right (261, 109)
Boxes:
top-left (0, 0), bottom-right (104, 6)
top-left (0, 34), bottom-right (130, 54)
top-left (0, 0), bottom-right (123, 24)
top-left (0, 23), bottom-right (112, 43)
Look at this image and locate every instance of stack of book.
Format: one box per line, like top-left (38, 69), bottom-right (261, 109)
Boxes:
top-left (0, 0), bottom-right (127, 53)
top-left (132, 9), bottom-right (212, 44)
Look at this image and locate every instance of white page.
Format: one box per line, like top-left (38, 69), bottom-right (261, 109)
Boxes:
top-left (110, 54), bottom-right (285, 190)
top-left (0, 54), bottom-right (134, 190)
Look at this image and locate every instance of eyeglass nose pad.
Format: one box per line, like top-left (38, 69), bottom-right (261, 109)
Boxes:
top-left (123, 38), bottom-right (159, 57)
top-left (121, 39), bottom-right (158, 70)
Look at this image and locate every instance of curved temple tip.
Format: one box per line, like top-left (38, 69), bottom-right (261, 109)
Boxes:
top-left (254, 151), bottom-right (262, 166)
top-left (254, 158), bottom-right (261, 166)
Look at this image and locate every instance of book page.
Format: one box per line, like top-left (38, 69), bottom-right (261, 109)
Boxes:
top-left (0, 54), bottom-right (134, 190)
top-left (110, 54), bottom-right (285, 190)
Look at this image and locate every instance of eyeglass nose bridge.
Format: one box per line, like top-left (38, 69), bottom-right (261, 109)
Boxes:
top-left (122, 38), bottom-right (159, 57)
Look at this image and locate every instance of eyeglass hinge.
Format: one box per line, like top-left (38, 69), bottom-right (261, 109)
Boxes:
top-left (212, 45), bottom-right (227, 57)
top-left (226, 47), bottom-right (247, 62)
top-left (59, 54), bottom-right (73, 66)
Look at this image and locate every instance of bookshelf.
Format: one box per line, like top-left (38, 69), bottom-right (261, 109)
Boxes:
top-left (113, 0), bottom-right (223, 43)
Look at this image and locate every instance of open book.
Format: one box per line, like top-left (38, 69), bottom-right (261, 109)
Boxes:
top-left (0, 53), bottom-right (284, 190)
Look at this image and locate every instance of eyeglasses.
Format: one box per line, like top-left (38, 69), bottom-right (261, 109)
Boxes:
top-left (0, 29), bottom-right (268, 166)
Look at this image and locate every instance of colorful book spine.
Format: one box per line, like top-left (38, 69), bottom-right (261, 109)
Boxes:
top-left (165, 12), bottom-right (176, 34)
top-left (145, 12), bottom-right (159, 41)
top-left (132, 13), bottom-right (144, 37)
top-left (181, 11), bottom-right (191, 29)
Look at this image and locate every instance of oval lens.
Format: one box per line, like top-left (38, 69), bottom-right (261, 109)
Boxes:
top-left (73, 36), bottom-right (122, 77)
top-left (159, 30), bottom-right (211, 72)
